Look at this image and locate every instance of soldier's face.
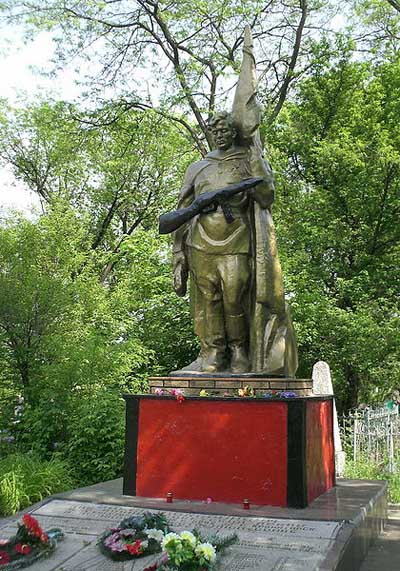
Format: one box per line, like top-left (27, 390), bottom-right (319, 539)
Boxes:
top-left (211, 121), bottom-right (236, 150)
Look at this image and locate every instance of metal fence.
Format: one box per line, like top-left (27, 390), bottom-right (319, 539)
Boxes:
top-left (339, 404), bottom-right (400, 472)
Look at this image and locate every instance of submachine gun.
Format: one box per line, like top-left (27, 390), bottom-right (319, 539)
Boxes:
top-left (158, 177), bottom-right (264, 235)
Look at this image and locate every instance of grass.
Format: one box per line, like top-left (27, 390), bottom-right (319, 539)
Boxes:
top-left (344, 457), bottom-right (400, 503)
top-left (0, 453), bottom-right (74, 516)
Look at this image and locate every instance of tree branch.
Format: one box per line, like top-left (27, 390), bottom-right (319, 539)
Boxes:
top-left (270, 0), bottom-right (308, 121)
top-left (385, 0), bottom-right (400, 13)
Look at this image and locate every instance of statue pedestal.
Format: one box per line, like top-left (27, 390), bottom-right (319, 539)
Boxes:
top-left (123, 394), bottom-right (335, 508)
top-left (149, 375), bottom-right (313, 396)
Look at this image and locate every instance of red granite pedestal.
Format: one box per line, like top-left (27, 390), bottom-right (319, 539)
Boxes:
top-left (123, 394), bottom-right (335, 508)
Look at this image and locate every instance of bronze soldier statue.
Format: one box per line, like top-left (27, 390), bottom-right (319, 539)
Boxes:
top-left (165, 27), bottom-right (298, 377)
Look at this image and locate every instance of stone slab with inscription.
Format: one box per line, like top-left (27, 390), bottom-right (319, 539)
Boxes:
top-left (0, 499), bottom-right (344, 571)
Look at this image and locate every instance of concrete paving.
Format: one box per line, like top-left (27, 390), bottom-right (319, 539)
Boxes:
top-left (360, 506), bottom-right (400, 571)
top-left (0, 479), bottom-right (389, 570)
top-left (0, 498), bottom-right (344, 570)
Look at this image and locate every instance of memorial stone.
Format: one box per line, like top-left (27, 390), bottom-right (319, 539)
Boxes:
top-left (0, 499), bottom-right (343, 571)
top-left (312, 360), bottom-right (346, 476)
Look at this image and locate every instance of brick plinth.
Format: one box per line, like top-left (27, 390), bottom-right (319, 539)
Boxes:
top-left (149, 376), bottom-right (313, 397)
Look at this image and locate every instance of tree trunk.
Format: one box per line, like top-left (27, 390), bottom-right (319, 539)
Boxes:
top-left (344, 364), bottom-right (360, 411)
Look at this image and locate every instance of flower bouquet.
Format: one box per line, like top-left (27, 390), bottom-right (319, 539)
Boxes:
top-left (0, 514), bottom-right (64, 570)
top-left (98, 512), bottom-right (170, 561)
top-left (144, 529), bottom-right (237, 571)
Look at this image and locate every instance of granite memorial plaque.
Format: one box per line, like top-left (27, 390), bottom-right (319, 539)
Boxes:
top-left (0, 499), bottom-right (344, 571)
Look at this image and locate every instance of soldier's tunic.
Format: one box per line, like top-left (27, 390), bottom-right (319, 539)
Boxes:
top-left (173, 144), bottom-right (298, 376)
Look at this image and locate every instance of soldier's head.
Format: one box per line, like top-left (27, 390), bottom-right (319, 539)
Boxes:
top-left (208, 112), bottom-right (237, 151)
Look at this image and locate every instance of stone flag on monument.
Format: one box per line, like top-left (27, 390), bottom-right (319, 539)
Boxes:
top-left (231, 25), bottom-right (298, 376)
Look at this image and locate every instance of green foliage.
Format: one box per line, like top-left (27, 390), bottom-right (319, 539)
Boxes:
top-left (0, 101), bottom-right (194, 242)
top-left (0, 5), bottom-right (399, 503)
top-left (0, 203), bottom-right (152, 406)
top-left (0, 453), bottom-right (74, 516)
top-left (345, 457), bottom-right (400, 503)
top-left (119, 230), bottom-right (198, 374)
top-left (1, 0), bottom-right (339, 152)
top-left (63, 390), bottom-right (125, 486)
top-left (268, 45), bottom-right (400, 409)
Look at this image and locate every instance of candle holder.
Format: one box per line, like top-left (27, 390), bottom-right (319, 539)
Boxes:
top-left (167, 492), bottom-right (173, 503)
top-left (243, 498), bottom-right (250, 510)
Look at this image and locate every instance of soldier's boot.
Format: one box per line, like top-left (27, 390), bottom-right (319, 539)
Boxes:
top-left (200, 305), bottom-right (226, 373)
top-left (226, 313), bottom-right (250, 374)
top-left (201, 348), bottom-right (225, 373)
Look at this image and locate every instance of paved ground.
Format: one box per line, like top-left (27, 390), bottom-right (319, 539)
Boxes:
top-left (0, 480), bottom-right (390, 570)
top-left (360, 506), bottom-right (400, 571)
top-left (0, 498), bottom-right (344, 570)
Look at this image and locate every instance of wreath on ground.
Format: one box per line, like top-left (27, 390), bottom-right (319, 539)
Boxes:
top-left (98, 512), bottom-right (237, 570)
top-left (98, 512), bottom-right (170, 561)
top-left (0, 514), bottom-right (64, 570)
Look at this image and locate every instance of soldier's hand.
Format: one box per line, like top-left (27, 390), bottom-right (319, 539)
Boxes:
top-left (173, 250), bottom-right (186, 270)
top-left (173, 251), bottom-right (188, 297)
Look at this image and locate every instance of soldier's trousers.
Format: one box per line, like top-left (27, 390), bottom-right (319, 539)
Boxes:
top-left (188, 248), bottom-right (250, 352)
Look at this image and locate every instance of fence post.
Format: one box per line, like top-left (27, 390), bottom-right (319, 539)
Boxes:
top-left (388, 418), bottom-right (394, 473)
top-left (353, 414), bottom-right (358, 462)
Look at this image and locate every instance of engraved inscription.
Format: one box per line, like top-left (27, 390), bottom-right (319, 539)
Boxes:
top-left (33, 500), bottom-right (341, 540)
top-left (8, 499), bottom-right (343, 571)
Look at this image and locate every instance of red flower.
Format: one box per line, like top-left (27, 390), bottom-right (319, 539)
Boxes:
top-left (0, 551), bottom-right (11, 566)
top-left (22, 514), bottom-right (43, 538)
top-left (176, 394), bottom-right (185, 404)
top-left (40, 533), bottom-right (49, 544)
top-left (22, 514), bottom-right (38, 530)
top-left (126, 540), bottom-right (143, 556)
top-left (15, 543), bottom-right (32, 555)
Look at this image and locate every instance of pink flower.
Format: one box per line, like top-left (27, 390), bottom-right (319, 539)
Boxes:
top-left (170, 388), bottom-right (183, 396)
top-left (155, 389), bottom-right (164, 396)
top-left (206, 497), bottom-right (213, 504)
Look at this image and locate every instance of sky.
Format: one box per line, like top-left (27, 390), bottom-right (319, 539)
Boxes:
top-left (0, 13), bottom-right (347, 214)
top-left (0, 24), bottom-right (82, 214)
top-left (0, 19), bottom-right (157, 214)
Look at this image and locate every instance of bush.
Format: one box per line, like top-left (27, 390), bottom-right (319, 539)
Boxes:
top-left (0, 453), bottom-right (74, 516)
top-left (15, 400), bottom-right (69, 458)
top-left (64, 390), bottom-right (125, 486)
top-left (345, 458), bottom-right (400, 503)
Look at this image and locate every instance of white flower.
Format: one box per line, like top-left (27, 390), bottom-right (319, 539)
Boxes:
top-left (146, 528), bottom-right (165, 543)
top-left (179, 530), bottom-right (197, 547)
top-left (141, 540), bottom-right (149, 549)
top-left (195, 542), bottom-right (217, 563)
top-left (161, 532), bottom-right (181, 549)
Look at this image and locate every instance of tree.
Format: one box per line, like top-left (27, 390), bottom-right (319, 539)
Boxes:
top-left (2, 0), bottom-right (339, 153)
top-left (0, 204), bottom-right (148, 406)
top-left (269, 45), bottom-right (400, 409)
top-left (354, 0), bottom-right (400, 51)
top-left (0, 202), bottom-right (197, 445)
top-left (0, 101), bottom-right (196, 280)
